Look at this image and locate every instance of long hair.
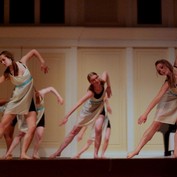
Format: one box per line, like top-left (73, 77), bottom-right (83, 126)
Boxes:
top-left (0, 51), bottom-right (18, 78)
top-left (155, 59), bottom-right (176, 88)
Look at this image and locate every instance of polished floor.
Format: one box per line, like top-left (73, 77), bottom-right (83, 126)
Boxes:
top-left (0, 157), bottom-right (176, 177)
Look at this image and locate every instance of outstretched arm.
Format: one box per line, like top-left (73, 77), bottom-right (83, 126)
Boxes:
top-left (20, 49), bottom-right (48, 74)
top-left (59, 90), bottom-right (93, 126)
top-left (101, 71), bottom-right (112, 98)
top-left (38, 87), bottom-right (64, 105)
top-left (138, 81), bottom-right (169, 124)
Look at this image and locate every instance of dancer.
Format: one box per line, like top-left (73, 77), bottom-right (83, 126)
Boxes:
top-left (4, 86), bottom-right (64, 159)
top-left (0, 49), bottom-right (48, 159)
top-left (50, 71), bottom-right (112, 159)
top-left (73, 96), bottom-right (112, 159)
top-left (127, 58), bottom-right (177, 159)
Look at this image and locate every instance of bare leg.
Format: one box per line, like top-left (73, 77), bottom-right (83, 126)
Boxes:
top-left (94, 115), bottom-right (105, 158)
top-left (49, 126), bottom-right (82, 159)
top-left (5, 132), bottom-right (25, 159)
top-left (72, 139), bottom-right (93, 159)
top-left (20, 112), bottom-right (36, 159)
top-left (101, 127), bottom-right (111, 158)
top-left (0, 114), bottom-right (15, 139)
top-left (127, 121), bottom-right (162, 159)
top-left (32, 126), bottom-right (44, 159)
top-left (4, 125), bottom-right (15, 151)
top-left (3, 124), bottom-right (15, 159)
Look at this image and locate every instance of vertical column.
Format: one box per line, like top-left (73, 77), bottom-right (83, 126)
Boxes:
top-left (126, 47), bottom-right (135, 152)
top-left (168, 47), bottom-right (175, 63)
top-left (63, 47), bottom-right (78, 157)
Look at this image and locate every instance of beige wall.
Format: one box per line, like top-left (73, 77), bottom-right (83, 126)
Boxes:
top-left (0, 27), bottom-right (177, 157)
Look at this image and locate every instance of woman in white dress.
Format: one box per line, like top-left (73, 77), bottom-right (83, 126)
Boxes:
top-left (50, 71), bottom-right (112, 159)
top-left (4, 86), bottom-right (64, 159)
top-left (72, 95), bottom-right (112, 159)
top-left (127, 58), bottom-right (177, 159)
top-left (0, 49), bottom-right (48, 159)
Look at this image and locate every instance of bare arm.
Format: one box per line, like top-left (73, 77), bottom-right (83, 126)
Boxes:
top-left (20, 49), bottom-right (48, 74)
top-left (59, 90), bottom-right (93, 126)
top-left (138, 81), bottom-right (169, 124)
top-left (38, 87), bottom-right (64, 105)
top-left (101, 71), bottom-right (112, 98)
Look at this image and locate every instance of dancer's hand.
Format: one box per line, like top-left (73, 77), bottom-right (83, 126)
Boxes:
top-left (57, 98), bottom-right (64, 105)
top-left (41, 63), bottom-right (49, 74)
top-left (138, 114), bottom-right (147, 124)
top-left (59, 117), bottom-right (68, 126)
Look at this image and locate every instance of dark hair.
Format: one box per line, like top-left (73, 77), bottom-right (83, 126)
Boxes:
top-left (155, 59), bottom-right (176, 88)
top-left (0, 51), bottom-right (19, 78)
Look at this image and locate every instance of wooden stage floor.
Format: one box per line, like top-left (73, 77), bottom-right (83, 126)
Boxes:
top-left (0, 157), bottom-right (176, 177)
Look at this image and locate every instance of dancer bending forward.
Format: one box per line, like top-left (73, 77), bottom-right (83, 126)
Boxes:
top-left (127, 58), bottom-right (177, 158)
top-left (73, 96), bottom-right (112, 159)
top-left (0, 49), bottom-right (48, 159)
top-left (4, 86), bottom-right (64, 159)
top-left (50, 71), bottom-right (112, 159)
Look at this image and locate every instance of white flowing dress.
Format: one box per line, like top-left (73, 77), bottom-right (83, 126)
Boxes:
top-left (17, 96), bottom-right (45, 133)
top-left (154, 67), bottom-right (177, 125)
top-left (77, 85), bottom-right (106, 127)
top-left (4, 62), bottom-right (34, 115)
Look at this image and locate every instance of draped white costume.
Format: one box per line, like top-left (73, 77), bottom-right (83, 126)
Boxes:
top-left (4, 62), bottom-right (34, 115)
top-left (154, 67), bottom-right (177, 124)
top-left (17, 96), bottom-right (45, 133)
top-left (77, 90), bottom-right (106, 127)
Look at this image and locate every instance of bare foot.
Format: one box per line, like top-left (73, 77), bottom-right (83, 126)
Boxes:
top-left (101, 155), bottom-right (107, 159)
top-left (127, 151), bottom-right (139, 159)
top-left (72, 155), bottom-right (80, 159)
top-left (33, 155), bottom-right (40, 159)
top-left (5, 154), bottom-right (13, 160)
top-left (94, 154), bottom-right (100, 159)
top-left (49, 152), bottom-right (60, 159)
top-left (20, 154), bottom-right (32, 160)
